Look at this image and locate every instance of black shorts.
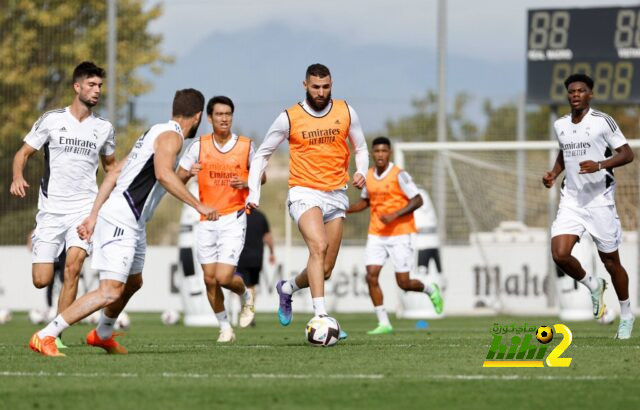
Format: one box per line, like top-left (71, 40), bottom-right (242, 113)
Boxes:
top-left (236, 266), bottom-right (262, 286)
top-left (417, 248), bottom-right (442, 273)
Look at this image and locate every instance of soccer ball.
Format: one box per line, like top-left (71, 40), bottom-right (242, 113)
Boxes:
top-left (161, 309), bottom-right (180, 325)
top-left (115, 312), bottom-right (131, 330)
top-left (0, 308), bottom-right (12, 324)
top-left (81, 310), bottom-right (100, 325)
top-left (536, 326), bottom-right (554, 344)
top-left (305, 315), bottom-right (341, 347)
top-left (598, 306), bottom-right (616, 325)
top-left (28, 308), bottom-right (47, 324)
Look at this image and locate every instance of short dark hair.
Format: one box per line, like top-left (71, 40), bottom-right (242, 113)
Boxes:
top-left (172, 88), bottom-right (204, 117)
top-left (72, 61), bottom-right (105, 83)
top-left (372, 136), bottom-right (391, 148)
top-left (306, 63), bottom-right (331, 79)
top-left (564, 73), bottom-right (594, 90)
top-left (206, 96), bottom-right (235, 116)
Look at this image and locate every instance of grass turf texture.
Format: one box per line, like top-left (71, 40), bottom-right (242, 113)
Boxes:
top-left (0, 313), bottom-right (638, 409)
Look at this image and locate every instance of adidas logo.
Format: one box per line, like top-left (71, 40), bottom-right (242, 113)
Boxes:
top-left (60, 127), bottom-right (67, 132)
top-left (334, 119), bottom-right (341, 124)
top-left (559, 131), bottom-right (564, 136)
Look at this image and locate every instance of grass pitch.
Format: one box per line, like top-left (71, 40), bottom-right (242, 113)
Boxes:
top-left (0, 313), bottom-right (638, 409)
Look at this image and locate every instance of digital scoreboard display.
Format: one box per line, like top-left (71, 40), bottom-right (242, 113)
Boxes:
top-left (527, 6), bottom-right (640, 104)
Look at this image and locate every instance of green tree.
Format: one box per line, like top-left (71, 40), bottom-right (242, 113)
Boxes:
top-left (0, 0), bottom-right (171, 244)
top-left (385, 91), bottom-right (478, 141)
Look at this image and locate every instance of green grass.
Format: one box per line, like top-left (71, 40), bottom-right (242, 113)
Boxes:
top-left (0, 313), bottom-right (638, 409)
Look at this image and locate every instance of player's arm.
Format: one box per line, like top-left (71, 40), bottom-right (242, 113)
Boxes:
top-left (100, 154), bottom-right (117, 173)
top-left (10, 143), bottom-right (38, 197)
top-left (231, 142), bottom-right (267, 189)
top-left (542, 151), bottom-right (565, 188)
top-left (347, 198), bottom-right (369, 214)
top-left (176, 166), bottom-right (192, 184)
top-left (579, 144), bottom-right (634, 174)
top-left (246, 114), bottom-right (288, 208)
top-left (154, 131), bottom-right (217, 220)
top-left (381, 194), bottom-right (423, 224)
top-left (77, 158), bottom-right (127, 240)
top-left (347, 105), bottom-right (368, 189)
top-left (263, 231), bottom-right (276, 264)
top-left (380, 171), bottom-right (422, 224)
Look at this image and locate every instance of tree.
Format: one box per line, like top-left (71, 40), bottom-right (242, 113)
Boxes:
top-left (0, 0), bottom-right (171, 244)
top-left (384, 91), bottom-right (478, 141)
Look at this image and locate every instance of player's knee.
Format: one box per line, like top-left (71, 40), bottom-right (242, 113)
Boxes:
top-left (203, 274), bottom-right (217, 288)
top-left (365, 273), bottom-right (379, 286)
top-left (397, 278), bottom-right (411, 290)
top-left (99, 283), bottom-right (125, 304)
top-left (63, 262), bottom-right (82, 281)
top-left (32, 276), bottom-right (50, 289)
top-left (308, 240), bottom-right (329, 257)
top-left (128, 275), bottom-right (143, 294)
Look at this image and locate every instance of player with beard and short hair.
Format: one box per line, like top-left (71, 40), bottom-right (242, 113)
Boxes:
top-left (246, 63), bottom-right (369, 339)
top-left (543, 73), bottom-right (635, 339)
top-left (11, 61), bottom-right (116, 349)
top-left (29, 89), bottom-right (217, 356)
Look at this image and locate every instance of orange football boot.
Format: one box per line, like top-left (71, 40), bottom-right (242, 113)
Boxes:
top-left (86, 329), bottom-right (128, 354)
top-left (29, 333), bottom-right (65, 357)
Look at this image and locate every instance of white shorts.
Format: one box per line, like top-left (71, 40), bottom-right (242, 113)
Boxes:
top-left (197, 211), bottom-right (246, 266)
top-left (551, 204), bottom-right (622, 253)
top-left (365, 234), bottom-right (414, 272)
top-left (91, 216), bottom-right (146, 283)
top-left (287, 186), bottom-right (348, 225)
top-left (32, 211), bottom-right (91, 263)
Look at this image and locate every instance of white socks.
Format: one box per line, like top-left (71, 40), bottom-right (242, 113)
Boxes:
top-left (96, 311), bottom-right (117, 340)
top-left (374, 306), bottom-right (391, 327)
top-left (312, 297), bottom-right (327, 317)
top-left (579, 272), bottom-right (599, 292)
top-left (620, 298), bottom-right (633, 320)
top-left (38, 314), bottom-right (69, 338)
top-left (422, 283), bottom-right (434, 295)
top-left (281, 278), bottom-right (300, 295)
top-left (215, 310), bottom-right (232, 330)
top-left (241, 290), bottom-right (252, 304)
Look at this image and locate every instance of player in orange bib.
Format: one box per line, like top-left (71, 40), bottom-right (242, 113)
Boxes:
top-left (177, 96), bottom-right (263, 343)
top-left (347, 137), bottom-right (443, 334)
top-left (246, 64), bottom-right (369, 337)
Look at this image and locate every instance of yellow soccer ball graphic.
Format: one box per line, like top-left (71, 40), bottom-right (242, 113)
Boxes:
top-left (536, 326), bottom-right (553, 344)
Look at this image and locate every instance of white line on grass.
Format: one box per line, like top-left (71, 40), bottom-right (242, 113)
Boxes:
top-left (0, 371), bottom-right (383, 380)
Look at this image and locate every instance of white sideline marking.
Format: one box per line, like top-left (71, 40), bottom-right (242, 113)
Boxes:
top-left (0, 371), bottom-right (383, 380)
top-left (427, 374), bottom-right (620, 381)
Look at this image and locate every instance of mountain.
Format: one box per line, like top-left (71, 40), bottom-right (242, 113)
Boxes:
top-left (136, 23), bottom-right (523, 137)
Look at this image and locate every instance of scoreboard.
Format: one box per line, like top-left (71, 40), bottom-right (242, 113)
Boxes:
top-left (527, 6), bottom-right (640, 105)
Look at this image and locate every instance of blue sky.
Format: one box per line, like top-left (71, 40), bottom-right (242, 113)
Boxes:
top-left (139, 0), bottom-right (638, 136)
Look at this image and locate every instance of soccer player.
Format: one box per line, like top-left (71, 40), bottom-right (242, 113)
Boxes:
top-left (542, 73), bottom-right (635, 339)
top-left (29, 89), bottom-right (216, 356)
top-left (347, 137), bottom-right (443, 334)
top-left (11, 62), bottom-right (116, 348)
top-left (236, 209), bottom-right (276, 325)
top-left (246, 64), bottom-right (368, 336)
top-left (177, 96), bottom-right (261, 342)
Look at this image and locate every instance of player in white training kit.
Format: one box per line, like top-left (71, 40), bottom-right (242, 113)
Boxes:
top-left (543, 73), bottom-right (635, 339)
top-left (10, 62), bottom-right (116, 349)
top-left (29, 89), bottom-right (216, 357)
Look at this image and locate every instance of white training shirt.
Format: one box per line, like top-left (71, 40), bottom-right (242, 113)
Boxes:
top-left (246, 99), bottom-right (369, 206)
top-left (24, 107), bottom-right (115, 214)
top-left (178, 133), bottom-right (256, 172)
top-left (413, 188), bottom-right (439, 249)
top-left (360, 162), bottom-right (420, 200)
top-left (554, 108), bottom-right (627, 208)
top-left (99, 120), bottom-right (184, 229)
